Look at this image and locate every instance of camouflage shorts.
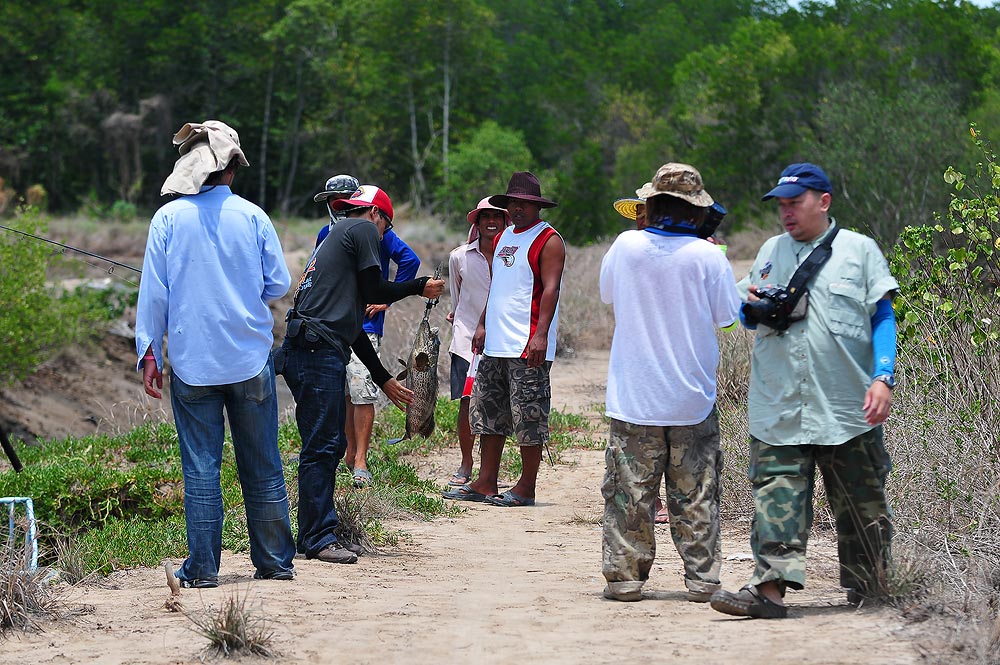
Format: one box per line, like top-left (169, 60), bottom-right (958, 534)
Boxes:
top-left (748, 427), bottom-right (893, 592)
top-left (470, 356), bottom-right (551, 447)
top-left (601, 411), bottom-right (723, 595)
top-left (345, 332), bottom-right (381, 405)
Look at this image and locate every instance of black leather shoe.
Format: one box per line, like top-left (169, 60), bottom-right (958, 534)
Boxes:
top-left (254, 569), bottom-right (294, 580)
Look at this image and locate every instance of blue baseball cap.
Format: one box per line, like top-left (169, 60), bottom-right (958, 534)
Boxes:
top-left (761, 163), bottom-right (832, 201)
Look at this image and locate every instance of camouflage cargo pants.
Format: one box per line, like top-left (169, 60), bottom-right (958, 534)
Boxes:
top-left (748, 427), bottom-right (893, 592)
top-left (601, 411), bottom-right (723, 596)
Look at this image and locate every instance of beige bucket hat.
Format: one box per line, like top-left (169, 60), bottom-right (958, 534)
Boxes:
top-left (637, 163), bottom-right (713, 207)
top-left (160, 120), bottom-right (249, 196)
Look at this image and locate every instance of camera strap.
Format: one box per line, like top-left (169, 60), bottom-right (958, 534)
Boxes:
top-left (783, 225), bottom-right (840, 311)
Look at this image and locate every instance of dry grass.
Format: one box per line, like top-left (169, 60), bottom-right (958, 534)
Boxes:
top-left (332, 485), bottom-right (415, 554)
top-left (558, 242), bottom-right (616, 353)
top-left (94, 397), bottom-right (171, 437)
top-left (183, 587), bottom-right (276, 658)
top-left (0, 528), bottom-right (59, 635)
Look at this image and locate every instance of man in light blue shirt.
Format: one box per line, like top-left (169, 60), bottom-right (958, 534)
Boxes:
top-left (135, 120), bottom-right (295, 588)
top-left (711, 163), bottom-right (899, 619)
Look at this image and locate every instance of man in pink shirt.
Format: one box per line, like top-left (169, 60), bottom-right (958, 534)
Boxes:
top-left (444, 197), bottom-right (510, 486)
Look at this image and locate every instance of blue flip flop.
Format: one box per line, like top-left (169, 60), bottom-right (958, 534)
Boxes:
top-left (485, 490), bottom-right (535, 507)
top-left (442, 484), bottom-right (489, 502)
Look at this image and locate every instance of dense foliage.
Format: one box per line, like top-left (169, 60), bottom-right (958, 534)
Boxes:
top-left (3, 1), bottom-right (1000, 243)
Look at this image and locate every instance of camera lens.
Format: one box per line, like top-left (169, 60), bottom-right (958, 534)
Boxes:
top-left (741, 299), bottom-right (776, 326)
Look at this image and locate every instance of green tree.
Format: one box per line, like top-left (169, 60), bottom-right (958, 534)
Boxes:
top-left (803, 80), bottom-right (965, 243)
top-left (334, 0), bottom-right (504, 212)
top-left (672, 17), bottom-right (799, 220)
top-left (436, 120), bottom-right (534, 222)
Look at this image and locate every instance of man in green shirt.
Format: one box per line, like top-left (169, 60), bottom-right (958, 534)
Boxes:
top-left (710, 163), bottom-right (899, 619)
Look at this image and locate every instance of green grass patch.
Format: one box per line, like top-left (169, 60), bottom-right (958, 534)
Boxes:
top-left (375, 396), bottom-right (603, 481)
top-left (0, 394), bottom-right (601, 577)
top-left (0, 412), bottom-right (457, 577)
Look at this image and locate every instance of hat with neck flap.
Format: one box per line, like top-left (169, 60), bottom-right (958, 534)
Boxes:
top-left (161, 120), bottom-right (249, 196)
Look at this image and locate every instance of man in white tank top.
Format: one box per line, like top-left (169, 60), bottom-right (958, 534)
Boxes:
top-left (442, 172), bottom-right (565, 508)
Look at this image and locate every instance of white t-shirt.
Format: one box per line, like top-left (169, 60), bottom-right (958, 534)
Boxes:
top-left (600, 229), bottom-right (741, 426)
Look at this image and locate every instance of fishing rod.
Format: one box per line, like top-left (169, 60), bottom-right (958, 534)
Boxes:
top-left (1, 428), bottom-right (23, 473)
top-left (0, 223), bottom-right (142, 275)
top-left (422, 262), bottom-right (444, 319)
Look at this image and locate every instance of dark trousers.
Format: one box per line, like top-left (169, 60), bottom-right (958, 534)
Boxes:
top-left (281, 340), bottom-right (348, 557)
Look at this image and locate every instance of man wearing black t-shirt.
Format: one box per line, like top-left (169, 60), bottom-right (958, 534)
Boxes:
top-left (280, 185), bottom-right (444, 564)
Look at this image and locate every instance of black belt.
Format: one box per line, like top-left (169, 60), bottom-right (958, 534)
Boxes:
top-left (286, 334), bottom-right (332, 351)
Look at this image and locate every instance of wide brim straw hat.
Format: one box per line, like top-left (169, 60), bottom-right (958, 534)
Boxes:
top-left (612, 198), bottom-right (643, 221)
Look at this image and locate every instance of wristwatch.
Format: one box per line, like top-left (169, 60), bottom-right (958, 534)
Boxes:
top-left (872, 375), bottom-right (897, 390)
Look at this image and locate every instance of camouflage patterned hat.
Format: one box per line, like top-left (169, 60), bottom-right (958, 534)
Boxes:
top-left (637, 163), bottom-right (713, 208)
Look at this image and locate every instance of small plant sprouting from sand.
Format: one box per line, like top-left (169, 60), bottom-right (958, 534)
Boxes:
top-left (51, 534), bottom-right (90, 586)
top-left (183, 587), bottom-right (276, 658)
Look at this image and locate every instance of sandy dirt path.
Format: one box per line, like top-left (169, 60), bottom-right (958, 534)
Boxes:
top-left (2, 350), bottom-right (921, 665)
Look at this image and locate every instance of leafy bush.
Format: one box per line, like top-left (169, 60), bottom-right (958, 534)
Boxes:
top-left (0, 208), bottom-right (137, 387)
top-left (881, 126), bottom-right (1000, 656)
top-left (0, 423), bottom-right (185, 532)
top-left (0, 210), bottom-right (67, 386)
top-left (435, 120), bottom-right (534, 219)
top-left (106, 200), bottom-right (138, 223)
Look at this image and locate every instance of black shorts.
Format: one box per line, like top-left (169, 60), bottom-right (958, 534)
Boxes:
top-left (450, 353), bottom-right (471, 400)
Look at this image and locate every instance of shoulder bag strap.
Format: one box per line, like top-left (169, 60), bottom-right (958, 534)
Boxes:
top-left (783, 225), bottom-right (841, 310)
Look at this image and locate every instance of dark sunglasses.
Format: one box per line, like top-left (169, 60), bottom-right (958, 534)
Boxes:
top-left (378, 210), bottom-right (393, 231)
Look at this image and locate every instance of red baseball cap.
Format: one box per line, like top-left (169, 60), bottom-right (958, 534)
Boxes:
top-left (330, 185), bottom-right (394, 221)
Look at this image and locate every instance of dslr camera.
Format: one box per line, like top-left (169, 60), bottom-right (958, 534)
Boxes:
top-left (741, 286), bottom-right (801, 331)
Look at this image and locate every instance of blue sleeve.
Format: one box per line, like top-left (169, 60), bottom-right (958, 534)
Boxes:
top-left (316, 224), bottom-right (329, 248)
top-left (385, 230), bottom-right (420, 282)
top-left (739, 305), bottom-right (757, 330)
top-left (870, 298), bottom-right (896, 377)
top-left (260, 216), bottom-right (291, 302)
top-left (135, 217), bottom-right (169, 370)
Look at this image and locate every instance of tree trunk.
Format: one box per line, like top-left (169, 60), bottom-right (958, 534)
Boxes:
top-left (441, 20), bottom-right (452, 215)
top-left (259, 57), bottom-right (275, 209)
top-left (408, 82), bottom-right (426, 209)
top-left (279, 57), bottom-right (305, 216)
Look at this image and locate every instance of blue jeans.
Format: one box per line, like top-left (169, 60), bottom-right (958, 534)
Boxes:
top-left (280, 341), bottom-right (348, 557)
top-left (169, 357), bottom-right (295, 581)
